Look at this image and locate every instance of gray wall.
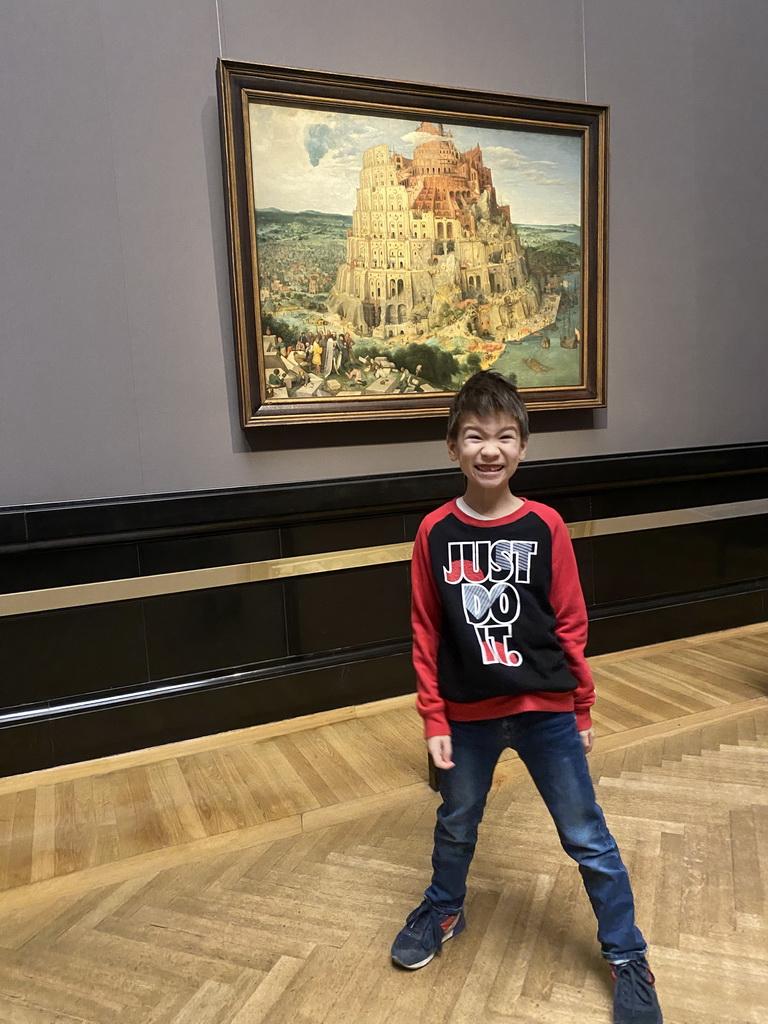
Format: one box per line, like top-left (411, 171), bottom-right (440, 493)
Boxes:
top-left (1, 0), bottom-right (767, 506)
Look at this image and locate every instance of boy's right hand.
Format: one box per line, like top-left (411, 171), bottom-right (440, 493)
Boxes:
top-left (427, 735), bottom-right (455, 770)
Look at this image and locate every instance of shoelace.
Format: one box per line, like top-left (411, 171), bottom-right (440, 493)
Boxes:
top-left (404, 901), bottom-right (447, 956)
top-left (613, 960), bottom-right (657, 1009)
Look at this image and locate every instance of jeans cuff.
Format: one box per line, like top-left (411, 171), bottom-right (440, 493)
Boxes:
top-left (425, 896), bottom-right (463, 916)
top-left (602, 948), bottom-right (648, 965)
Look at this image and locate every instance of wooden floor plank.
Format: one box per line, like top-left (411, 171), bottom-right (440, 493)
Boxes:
top-left (5, 789), bottom-right (36, 890)
top-left (730, 807), bottom-right (764, 917)
top-left (321, 718), bottom-right (423, 794)
top-left (91, 773), bottom-right (120, 870)
top-left (280, 729), bottom-right (376, 805)
top-left (177, 751), bottom-right (258, 837)
top-left (226, 740), bottom-right (321, 821)
top-left (144, 760), bottom-right (209, 846)
top-left (109, 769), bottom-right (148, 862)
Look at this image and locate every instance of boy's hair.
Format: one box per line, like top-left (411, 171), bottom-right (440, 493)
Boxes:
top-left (446, 371), bottom-right (530, 441)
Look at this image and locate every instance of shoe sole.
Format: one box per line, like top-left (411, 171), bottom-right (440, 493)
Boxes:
top-left (391, 915), bottom-right (466, 970)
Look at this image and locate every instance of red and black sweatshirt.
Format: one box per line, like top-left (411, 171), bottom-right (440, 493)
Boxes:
top-left (412, 497), bottom-right (595, 738)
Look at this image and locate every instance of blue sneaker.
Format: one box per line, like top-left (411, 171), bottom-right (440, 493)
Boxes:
top-left (391, 900), bottom-right (465, 969)
top-left (611, 958), bottom-right (663, 1023)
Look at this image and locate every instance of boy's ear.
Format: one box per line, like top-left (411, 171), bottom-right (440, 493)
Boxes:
top-left (446, 436), bottom-right (459, 462)
top-left (519, 438), bottom-right (528, 461)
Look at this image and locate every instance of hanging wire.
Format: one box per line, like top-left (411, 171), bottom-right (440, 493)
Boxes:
top-left (215, 0), bottom-right (224, 58)
top-left (581, 0), bottom-right (588, 102)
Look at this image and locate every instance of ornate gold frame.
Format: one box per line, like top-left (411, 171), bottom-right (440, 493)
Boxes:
top-left (217, 61), bottom-right (608, 427)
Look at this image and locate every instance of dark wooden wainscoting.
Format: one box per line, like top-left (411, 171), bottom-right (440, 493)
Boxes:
top-left (1, 443), bottom-right (766, 775)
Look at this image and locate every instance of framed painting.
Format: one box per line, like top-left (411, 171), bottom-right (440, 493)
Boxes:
top-left (217, 61), bottom-right (608, 427)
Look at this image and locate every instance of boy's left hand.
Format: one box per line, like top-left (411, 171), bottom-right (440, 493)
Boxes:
top-left (579, 728), bottom-right (595, 755)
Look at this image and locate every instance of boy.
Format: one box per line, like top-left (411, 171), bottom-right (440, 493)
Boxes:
top-left (391, 372), bottom-right (662, 1024)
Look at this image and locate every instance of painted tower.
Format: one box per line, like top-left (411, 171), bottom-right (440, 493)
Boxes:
top-left (328, 123), bottom-right (540, 338)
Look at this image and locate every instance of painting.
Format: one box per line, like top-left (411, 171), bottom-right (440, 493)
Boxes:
top-left (217, 62), bottom-right (608, 426)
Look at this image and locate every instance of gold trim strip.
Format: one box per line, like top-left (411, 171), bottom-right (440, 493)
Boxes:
top-left (566, 497), bottom-right (768, 538)
top-left (1, 498), bottom-right (765, 618)
top-left (0, 543), bottom-right (414, 618)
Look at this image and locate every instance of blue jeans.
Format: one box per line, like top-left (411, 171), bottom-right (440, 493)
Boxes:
top-left (424, 711), bottom-right (647, 963)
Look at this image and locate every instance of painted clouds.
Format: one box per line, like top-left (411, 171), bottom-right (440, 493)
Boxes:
top-left (248, 104), bottom-right (581, 224)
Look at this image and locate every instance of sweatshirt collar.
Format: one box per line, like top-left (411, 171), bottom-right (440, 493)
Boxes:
top-left (450, 496), bottom-right (529, 528)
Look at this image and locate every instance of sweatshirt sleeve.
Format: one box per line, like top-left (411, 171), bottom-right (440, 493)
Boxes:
top-left (411, 521), bottom-right (450, 738)
top-left (548, 514), bottom-right (595, 732)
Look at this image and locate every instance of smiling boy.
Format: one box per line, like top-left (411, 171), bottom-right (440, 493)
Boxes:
top-left (391, 372), bottom-right (663, 1024)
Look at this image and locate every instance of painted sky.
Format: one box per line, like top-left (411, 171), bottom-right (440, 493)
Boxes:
top-left (248, 103), bottom-right (582, 226)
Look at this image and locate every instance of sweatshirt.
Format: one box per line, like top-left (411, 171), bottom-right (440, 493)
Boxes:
top-left (411, 497), bottom-right (595, 737)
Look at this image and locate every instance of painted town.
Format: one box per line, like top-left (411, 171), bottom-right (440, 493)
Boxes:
top-left (257, 123), bottom-right (581, 401)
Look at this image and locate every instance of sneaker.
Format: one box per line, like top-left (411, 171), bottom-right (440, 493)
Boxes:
top-left (611, 958), bottom-right (663, 1023)
top-left (391, 900), bottom-right (465, 969)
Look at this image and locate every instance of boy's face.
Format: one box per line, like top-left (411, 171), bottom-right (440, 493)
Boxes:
top-left (447, 412), bottom-right (527, 493)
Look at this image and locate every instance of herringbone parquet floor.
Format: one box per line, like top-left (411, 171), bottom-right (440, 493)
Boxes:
top-left (0, 625), bottom-right (767, 1024)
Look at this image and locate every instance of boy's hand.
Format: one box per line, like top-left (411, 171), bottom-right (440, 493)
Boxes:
top-left (579, 728), bottom-right (595, 755)
top-left (427, 735), bottom-right (455, 770)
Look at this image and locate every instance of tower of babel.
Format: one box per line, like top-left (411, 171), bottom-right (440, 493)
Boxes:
top-left (329, 122), bottom-right (541, 339)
